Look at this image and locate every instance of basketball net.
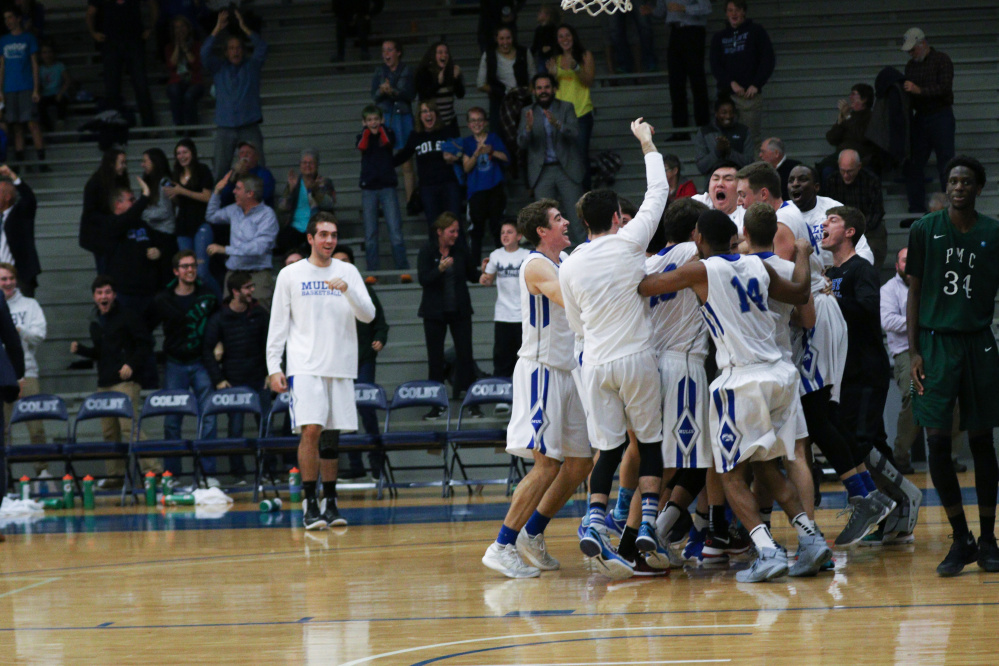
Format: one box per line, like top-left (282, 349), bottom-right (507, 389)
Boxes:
top-left (561, 0), bottom-right (633, 16)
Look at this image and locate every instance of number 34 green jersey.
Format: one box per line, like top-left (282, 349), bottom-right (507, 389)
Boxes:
top-left (906, 209), bottom-right (999, 333)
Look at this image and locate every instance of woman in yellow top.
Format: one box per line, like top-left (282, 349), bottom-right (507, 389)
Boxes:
top-left (547, 23), bottom-right (595, 190)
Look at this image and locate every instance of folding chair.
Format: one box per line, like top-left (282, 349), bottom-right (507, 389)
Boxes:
top-left (381, 380), bottom-right (451, 497)
top-left (6, 394), bottom-right (69, 487)
top-left (255, 391), bottom-right (297, 501)
top-left (341, 382), bottom-right (390, 498)
top-left (129, 389), bottom-right (199, 502)
top-left (445, 377), bottom-right (525, 496)
top-left (191, 386), bottom-right (261, 489)
top-left (64, 391), bottom-right (136, 504)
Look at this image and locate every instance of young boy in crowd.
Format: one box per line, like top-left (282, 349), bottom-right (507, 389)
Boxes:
top-left (480, 220), bottom-right (530, 398)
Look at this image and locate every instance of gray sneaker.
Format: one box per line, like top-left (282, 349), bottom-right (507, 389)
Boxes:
top-left (735, 547), bottom-right (789, 583)
top-left (517, 528), bottom-right (560, 571)
top-left (835, 495), bottom-right (891, 546)
top-left (870, 489), bottom-right (897, 515)
top-left (789, 534), bottom-right (833, 577)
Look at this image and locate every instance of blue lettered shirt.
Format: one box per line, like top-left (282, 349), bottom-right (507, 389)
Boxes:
top-left (0, 32), bottom-right (38, 93)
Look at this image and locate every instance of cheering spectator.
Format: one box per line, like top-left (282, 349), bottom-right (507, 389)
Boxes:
top-left (824, 83), bottom-right (877, 168)
top-left (37, 41), bottom-right (69, 132)
top-left (80, 149), bottom-right (128, 274)
top-left (277, 149), bottom-right (336, 253)
top-left (218, 140), bottom-right (275, 207)
top-left (709, 0), bottom-right (774, 154)
top-left (86, 0), bottom-right (157, 127)
top-left (655, 0), bottom-right (709, 136)
top-left (477, 26), bottom-right (533, 175)
top-left (357, 105), bottom-right (410, 276)
top-left (517, 73), bottom-right (584, 243)
top-left (462, 107), bottom-right (509, 263)
top-left (415, 42), bottom-right (465, 132)
top-left (0, 166), bottom-right (41, 297)
top-left (693, 98), bottom-right (752, 174)
top-left (662, 153), bottom-right (696, 204)
top-left (1, 7), bottom-right (46, 170)
top-left (479, 220), bottom-right (528, 381)
top-left (393, 100), bottom-right (463, 238)
top-left (417, 212), bottom-right (480, 419)
top-left (900, 28), bottom-right (954, 214)
top-left (205, 170), bottom-right (279, 308)
top-left (478, 0), bottom-right (524, 54)
top-left (165, 16), bottom-right (204, 129)
top-left (140, 148), bottom-right (177, 235)
top-left (530, 5), bottom-right (560, 75)
top-left (165, 139), bottom-right (214, 286)
top-left (547, 24), bottom-right (595, 190)
top-left (823, 149), bottom-right (887, 270)
top-left (332, 244), bottom-right (388, 480)
top-left (202, 9), bottom-right (268, 179)
top-left (371, 39), bottom-right (416, 202)
top-left (202, 270), bottom-right (270, 484)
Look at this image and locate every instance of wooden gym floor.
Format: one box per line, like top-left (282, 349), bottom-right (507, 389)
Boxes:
top-left (1, 472), bottom-right (997, 664)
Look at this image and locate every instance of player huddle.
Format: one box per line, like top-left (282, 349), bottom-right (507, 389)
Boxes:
top-left (481, 119), bottom-right (999, 582)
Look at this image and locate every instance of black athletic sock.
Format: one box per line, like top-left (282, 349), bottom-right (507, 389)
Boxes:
top-left (708, 505), bottom-right (726, 537)
top-left (968, 433), bottom-right (999, 539)
top-left (927, 434), bottom-right (963, 508)
top-left (322, 480), bottom-right (337, 503)
top-left (948, 511), bottom-right (970, 538)
top-left (303, 480), bottom-right (318, 502)
top-left (618, 526), bottom-right (639, 561)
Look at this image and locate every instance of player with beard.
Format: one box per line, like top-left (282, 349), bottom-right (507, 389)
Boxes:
top-left (788, 164), bottom-right (873, 265)
top-left (692, 161), bottom-right (745, 232)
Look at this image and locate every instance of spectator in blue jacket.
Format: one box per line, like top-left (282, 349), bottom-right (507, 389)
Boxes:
top-left (709, 0), bottom-right (773, 155)
top-left (201, 9), bottom-right (268, 179)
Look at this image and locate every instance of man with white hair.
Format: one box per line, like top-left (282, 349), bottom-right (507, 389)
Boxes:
top-left (758, 137), bottom-right (799, 201)
top-left (823, 149), bottom-right (887, 269)
top-left (900, 27), bottom-right (954, 214)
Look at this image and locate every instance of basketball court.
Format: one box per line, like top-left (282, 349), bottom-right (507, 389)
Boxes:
top-left (1, 473), bottom-right (997, 664)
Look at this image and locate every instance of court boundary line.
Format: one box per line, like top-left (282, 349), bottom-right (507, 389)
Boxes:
top-left (0, 577), bottom-right (60, 599)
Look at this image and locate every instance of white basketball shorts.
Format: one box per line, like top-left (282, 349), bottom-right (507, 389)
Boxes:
top-left (288, 375), bottom-right (357, 433)
top-left (793, 292), bottom-right (848, 402)
top-left (660, 351), bottom-right (711, 469)
top-left (579, 348), bottom-right (663, 451)
top-left (507, 359), bottom-right (591, 461)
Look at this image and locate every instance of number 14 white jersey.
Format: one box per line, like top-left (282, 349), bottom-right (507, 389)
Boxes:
top-left (700, 254), bottom-right (782, 370)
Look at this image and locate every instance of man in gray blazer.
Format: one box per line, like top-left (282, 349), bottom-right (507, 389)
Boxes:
top-left (518, 73), bottom-right (586, 244)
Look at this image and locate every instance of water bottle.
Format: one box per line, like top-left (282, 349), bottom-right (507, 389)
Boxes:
top-left (289, 467), bottom-right (302, 503)
top-left (19, 476), bottom-right (30, 500)
top-left (144, 471), bottom-right (158, 507)
top-left (82, 475), bottom-right (95, 510)
top-left (161, 493), bottom-right (196, 506)
top-left (259, 498), bottom-right (283, 512)
top-left (62, 474), bottom-right (75, 509)
top-left (41, 498), bottom-right (64, 509)
top-left (161, 471), bottom-right (176, 497)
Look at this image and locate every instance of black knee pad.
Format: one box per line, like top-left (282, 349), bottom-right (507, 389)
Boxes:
top-left (590, 441), bottom-right (627, 496)
top-left (319, 430), bottom-right (340, 459)
top-left (637, 441), bottom-right (663, 478)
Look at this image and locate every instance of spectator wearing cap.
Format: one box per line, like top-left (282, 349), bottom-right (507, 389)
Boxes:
top-left (900, 27), bottom-right (954, 213)
top-left (201, 8), bottom-right (268, 180)
top-left (277, 149), bottom-right (336, 254)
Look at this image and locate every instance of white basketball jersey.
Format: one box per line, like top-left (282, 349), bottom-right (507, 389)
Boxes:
top-left (760, 252), bottom-right (795, 362)
top-left (777, 201), bottom-right (826, 294)
top-left (518, 252), bottom-right (575, 372)
top-left (645, 242), bottom-right (709, 357)
top-left (700, 254), bottom-right (782, 370)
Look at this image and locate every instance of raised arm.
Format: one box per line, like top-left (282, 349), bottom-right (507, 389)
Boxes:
top-left (619, 118), bottom-right (669, 251)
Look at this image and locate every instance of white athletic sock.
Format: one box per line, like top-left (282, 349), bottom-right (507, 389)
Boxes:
top-left (750, 524), bottom-right (779, 551)
top-left (659, 502), bottom-right (682, 533)
top-left (692, 511), bottom-right (709, 531)
top-left (791, 512), bottom-right (818, 538)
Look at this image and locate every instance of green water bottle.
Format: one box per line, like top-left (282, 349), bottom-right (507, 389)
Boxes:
top-left (62, 474), bottom-right (75, 509)
top-left (18, 475), bottom-right (30, 500)
top-left (161, 471), bottom-right (175, 498)
top-left (289, 467), bottom-right (302, 503)
top-left (259, 498), bottom-right (283, 512)
top-left (41, 497), bottom-right (64, 509)
top-left (82, 475), bottom-right (95, 510)
top-left (161, 493), bottom-right (196, 506)
top-left (144, 471), bottom-right (158, 507)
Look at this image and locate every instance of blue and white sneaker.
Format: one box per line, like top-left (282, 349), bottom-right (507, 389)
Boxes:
top-left (605, 511), bottom-right (627, 538)
top-left (735, 547), bottom-right (789, 583)
top-left (635, 522), bottom-right (660, 555)
top-left (638, 524), bottom-right (684, 570)
top-left (577, 514), bottom-right (590, 542)
top-left (579, 526), bottom-right (634, 580)
top-left (682, 525), bottom-right (707, 561)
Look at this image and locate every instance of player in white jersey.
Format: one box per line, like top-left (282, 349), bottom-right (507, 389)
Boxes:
top-left (690, 161), bottom-right (746, 233)
top-left (640, 209), bottom-right (833, 581)
top-left (559, 118), bottom-right (673, 571)
top-left (788, 164), bottom-right (874, 266)
top-left (267, 212), bottom-right (376, 530)
top-left (482, 200), bottom-right (605, 579)
top-left (737, 163), bottom-right (894, 546)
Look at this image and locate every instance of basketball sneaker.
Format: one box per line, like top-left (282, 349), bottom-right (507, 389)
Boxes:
top-left (683, 525), bottom-right (707, 561)
top-left (860, 524), bottom-right (914, 547)
top-left (604, 511), bottom-right (627, 538)
top-left (482, 542), bottom-right (541, 578)
top-left (517, 528), bottom-right (560, 571)
top-left (302, 500), bottom-right (327, 531)
top-left (735, 547), bottom-right (789, 583)
top-left (577, 514), bottom-right (590, 541)
top-left (320, 498), bottom-right (347, 527)
top-left (977, 535), bottom-right (999, 572)
top-left (636, 523), bottom-right (677, 569)
top-left (834, 495), bottom-right (890, 546)
top-left (788, 534), bottom-right (832, 577)
top-left (700, 530), bottom-right (739, 563)
top-left (659, 507), bottom-right (692, 545)
top-left (580, 527), bottom-right (634, 580)
top-left (633, 555), bottom-right (669, 577)
top-left (937, 532), bottom-right (978, 577)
